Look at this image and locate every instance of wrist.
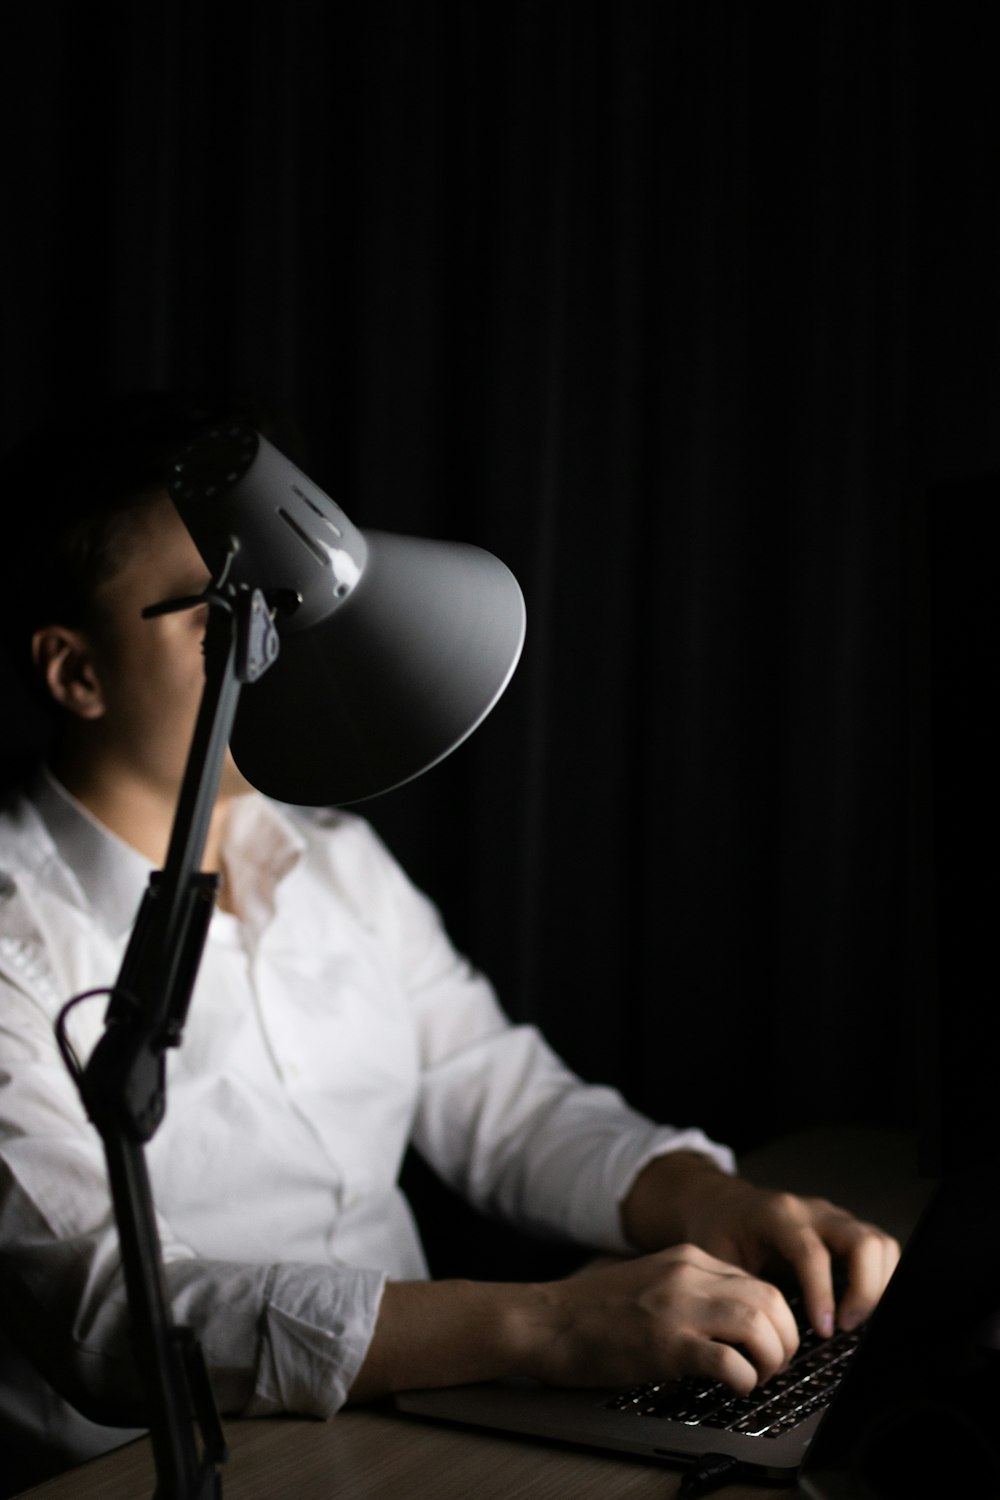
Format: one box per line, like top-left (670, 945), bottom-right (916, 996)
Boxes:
top-left (620, 1150), bottom-right (735, 1251)
top-left (349, 1277), bottom-right (554, 1401)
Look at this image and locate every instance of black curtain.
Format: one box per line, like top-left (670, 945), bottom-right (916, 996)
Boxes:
top-left (2, 3), bottom-right (996, 1159)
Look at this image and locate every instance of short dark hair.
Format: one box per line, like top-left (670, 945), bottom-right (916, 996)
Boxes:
top-left (0, 388), bottom-right (284, 784)
top-left (1, 390), bottom-right (282, 632)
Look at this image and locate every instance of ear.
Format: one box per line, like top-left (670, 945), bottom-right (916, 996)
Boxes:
top-left (30, 625), bottom-right (106, 721)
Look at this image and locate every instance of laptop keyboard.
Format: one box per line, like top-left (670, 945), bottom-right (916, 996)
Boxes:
top-left (603, 1304), bottom-right (862, 1440)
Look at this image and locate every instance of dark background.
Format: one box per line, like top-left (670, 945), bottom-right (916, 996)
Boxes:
top-left (1, 4), bottom-right (996, 1185)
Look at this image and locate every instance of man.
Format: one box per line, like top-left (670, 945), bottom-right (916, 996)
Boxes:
top-left (0, 396), bottom-right (899, 1490)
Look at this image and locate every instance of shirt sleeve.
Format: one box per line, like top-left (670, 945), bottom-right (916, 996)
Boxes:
top-left (0, 922), bottom-right (384, 1431)
top-left (346, 821), bottom-right (735, 1255)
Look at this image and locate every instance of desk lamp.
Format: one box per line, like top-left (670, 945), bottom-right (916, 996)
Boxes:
top-left (58, 425), bottom-right (526, 1500)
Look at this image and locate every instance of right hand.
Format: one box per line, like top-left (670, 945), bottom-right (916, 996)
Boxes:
top-left (526, 1243), bottom-right (800, 1395)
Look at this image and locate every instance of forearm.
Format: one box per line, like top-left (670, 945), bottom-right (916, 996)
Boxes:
top-left (348, 1246), bottom-right (805, 1402)
top-left (347, 1278), bottom-right (542, 1403)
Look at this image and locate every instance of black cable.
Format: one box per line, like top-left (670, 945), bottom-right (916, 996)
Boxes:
top-left (678, 1451), bottom-right (741, 1498)
top-left (54, 986), bottom-right (137, 1091)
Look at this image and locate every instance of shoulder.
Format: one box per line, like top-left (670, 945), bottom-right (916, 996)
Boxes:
top-left (280, 802), bottom-right (404, 883)
top-left (0, 790), bottom-right (92, 1010)
top-left (0, 785), bottom-right (87, 913)
top-left (0, 867), bottom-right (61, 1013)
top-left (0, 788), bottom-right (53, 880)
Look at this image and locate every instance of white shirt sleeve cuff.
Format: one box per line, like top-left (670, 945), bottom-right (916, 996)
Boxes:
top-left (245, 1262), bottom-right (387, 1418)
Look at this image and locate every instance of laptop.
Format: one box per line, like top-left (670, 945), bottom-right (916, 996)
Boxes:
top-left (396, 1172), bottom-right (1000, 1495)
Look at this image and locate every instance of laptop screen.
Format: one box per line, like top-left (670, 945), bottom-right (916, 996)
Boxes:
top-left (920, 477), bottom-right (1000, 1177)
top-left (797, 1172), bottom-right (1000, 1498)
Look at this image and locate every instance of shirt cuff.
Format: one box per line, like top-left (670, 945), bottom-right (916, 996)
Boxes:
top-left (245, 1261), bottom-right (387, 1418)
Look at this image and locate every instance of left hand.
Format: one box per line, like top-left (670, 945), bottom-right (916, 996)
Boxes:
top-left (621, 1154), bottom-right (901, 1339)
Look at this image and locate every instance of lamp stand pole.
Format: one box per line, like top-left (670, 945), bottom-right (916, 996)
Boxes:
top-left (74, 577), bottom-right (278, 1500)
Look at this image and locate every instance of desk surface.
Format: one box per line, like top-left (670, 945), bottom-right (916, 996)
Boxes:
top-left (19, 1128), bottom-right (934, 1500)
top-left (21, 1407), bottom-right (790, 1500)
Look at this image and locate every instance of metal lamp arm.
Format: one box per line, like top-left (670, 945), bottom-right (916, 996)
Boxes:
top-left (73, 580), bottom-right (278, 1500)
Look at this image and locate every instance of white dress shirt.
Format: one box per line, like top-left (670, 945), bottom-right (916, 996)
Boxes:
top-left (0, 769), bottom-right (733, 1476)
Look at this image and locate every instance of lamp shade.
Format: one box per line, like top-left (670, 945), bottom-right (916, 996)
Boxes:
top-left (168, 426), bottom-right (526, 806)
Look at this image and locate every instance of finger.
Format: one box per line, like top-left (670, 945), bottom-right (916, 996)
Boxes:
top-left (678, 1248), bottom-right (800, 1363)
top-left (752, 1278), bottom-right (801, 1367)
top-left (681, 1334), bottom-right (759, 1397)
top-left (762, 1211), bottom-right (837, 1338)
top-left (803, 1212), bottom-right (905, 1332)
top-left (785, 1226), bottom-right (836, 1338)
top-left (828, 1224), bottom-right (900, 1330)
top-left (709, 1285), bottom-right (798, 1384)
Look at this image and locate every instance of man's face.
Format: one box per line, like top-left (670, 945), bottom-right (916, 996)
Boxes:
top-left (81, 492), bottom-right (250, 803)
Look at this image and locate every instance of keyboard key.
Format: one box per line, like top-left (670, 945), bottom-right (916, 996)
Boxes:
top-left (603, 1309), bottom-right (861, 1437)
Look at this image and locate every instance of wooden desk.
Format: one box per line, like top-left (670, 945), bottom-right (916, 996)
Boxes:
top-left (18, 1129), bottom-right (934, 1499)
top-left (20, 1407), bottom-right (789, 1499)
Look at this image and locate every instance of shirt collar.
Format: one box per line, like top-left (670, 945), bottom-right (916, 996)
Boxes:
top-left (29, 767), bottom-right (306, 941)
top-left (31, 766), bottom-right (153, 938)
top-left (220, 793), bottom-right (306, 937)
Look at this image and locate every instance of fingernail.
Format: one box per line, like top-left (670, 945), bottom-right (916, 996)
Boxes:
top-left (818, 1310), bottom-right (834, 1338)
top-left (839, 1309), bottom-right (862, 1332)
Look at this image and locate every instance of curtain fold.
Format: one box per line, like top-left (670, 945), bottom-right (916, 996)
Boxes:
top-left (2, 3), bottom-right (995, 1152)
